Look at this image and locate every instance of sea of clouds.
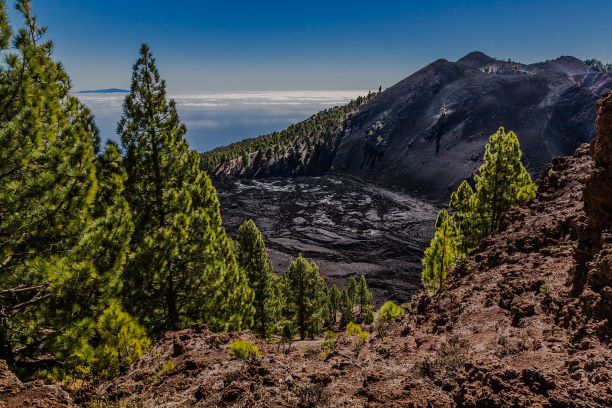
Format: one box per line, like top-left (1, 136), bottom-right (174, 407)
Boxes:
top-left (77, 90), bottom-right (368, 152)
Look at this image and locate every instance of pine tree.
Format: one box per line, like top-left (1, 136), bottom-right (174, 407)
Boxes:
top-left (0, 0), bottom-right (146, 380)
top-left (422, 209), bottom-right (459, 292)
top-left (236, 219), bottom-right (281, 337)
top-left (472, 127), bottom-right (536, 234)
top-left (346, 276), bottom-right (357, 303)
top-left (48, 141), bottom-right (143, 380)
top-left (355, 274), bottom-right (373, 320)
top-left (89, 301), bottom-right (150, 380)
top-left (118, 44), bottom-right (253, 333)
top-left (284, 255), bottom-right (326, 340)
top-left (449, 180), bottom-right (479, 256)
top-left (338, 289), bottom-right (354, 329)
top-left (421, 127), bottom-right (536, 292)
top-left (328, 285), bottom-right (341, 327)
top-left (0, 1), bottom-right (99, 369)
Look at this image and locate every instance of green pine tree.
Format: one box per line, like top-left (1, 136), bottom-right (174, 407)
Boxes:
top-left (449, 180), bottom-right (478, 256)
top-left (0, 1), bottom-right (100, 370)
top-left (118, 44), bottom-right (253, 333)
top-left (88, 301), bottom-right (150, 380)
top-left (472, 127), bottom-right (536, 234)
top-left (47, 141), bottom-right (139, 380)
top-left (328, 285), bottom-right (341, 327)
top-left (0, 0), bottom-right (147, 381)
top-left (236, 219), bottom-right (281, 337)
top-left (421, 209), bottom-right (459, 292)
top-left (421, 127), bottom-right (536, 292)
top-left (284, 255), bottom-right (326, 340)
top-left (338, 289), bottom-right (354, 329)
top-left (346, 276), bottom-right (357, 303)
top-left (355, 274), bottom-right (373, 320)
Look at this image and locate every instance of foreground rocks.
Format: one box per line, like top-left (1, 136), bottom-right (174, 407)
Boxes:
top-left (0, 361), bottom-right (74, 407)
top-left (91, 93), bottom-right (612, 407)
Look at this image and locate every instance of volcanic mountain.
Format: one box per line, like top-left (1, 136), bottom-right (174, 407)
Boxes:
top-left (204, 52), bottom-right (612, 201)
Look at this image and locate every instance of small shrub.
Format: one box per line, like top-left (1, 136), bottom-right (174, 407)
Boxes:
top-left (345, 322), bottom-right (369, 352)
top-left (228, 339), bottom-right (261, 362)
top-left (539, 282), bottom-right (554, 294)
top-left (417, 354), bottom-right (436, 378)
top-left (376, 301), bottom-right (405, 322)
top-left (376, 341), bottom-right (391, 359)
top-left (364, 308), bottom-right (374, 324)
top-left (320, 331), bottom-right (337, 360)
top-left (416, 335), bottom-right (469, 379)
top-left (159, 360), bottom-right (176, 376)
top-left (346, 322), bottom-right (368, 341)
top-left (295, 382), bottom-right (329, 407)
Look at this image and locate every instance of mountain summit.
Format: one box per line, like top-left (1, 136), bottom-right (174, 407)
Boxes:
top-left (332, 52), bottom-right (612, 199)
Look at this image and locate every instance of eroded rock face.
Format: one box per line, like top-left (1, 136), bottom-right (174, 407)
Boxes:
top-left (575, 90), bottom-right (612, 338)
top-left (0, 360), bottom-right (74, 408)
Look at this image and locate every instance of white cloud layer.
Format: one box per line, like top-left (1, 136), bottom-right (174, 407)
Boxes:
top-left (77, 90), bottom-right (368, 151)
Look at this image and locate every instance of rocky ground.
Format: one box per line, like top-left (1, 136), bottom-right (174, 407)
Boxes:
top-left (0, 361), bottom-right (74, 407)
top-left (88, 93), bottom-right (612, 407)
top-left (215, 174), bottom-right (437, 302)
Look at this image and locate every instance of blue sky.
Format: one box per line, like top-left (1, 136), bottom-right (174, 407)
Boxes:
top-left (8, 0), bottom-right (612, 92)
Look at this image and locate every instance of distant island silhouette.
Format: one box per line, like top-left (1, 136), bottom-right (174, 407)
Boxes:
top-left (76, 88), bottom-right (128, 94)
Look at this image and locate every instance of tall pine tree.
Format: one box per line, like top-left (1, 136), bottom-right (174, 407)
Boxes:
top-left (236, 219), bottom-right (281, 337)
top-left (338, 289), bottom-right (354, 329)
top-left (284, 255), bottom-right (326, 340)
top-left (327, 285), bottom-right (340, 327)
top-left (0, 0), bottom-right (98, 370)
top-left (472, 127), bottom-right (536, 234)
top-left (346, 276), bottom-right (357, 304)
top-left (355, 274), bottom-right (373, 320)
top-left (118, 44), bottom-right (253, 333)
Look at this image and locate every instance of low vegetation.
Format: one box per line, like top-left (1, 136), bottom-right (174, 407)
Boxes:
top-left (376, 301), bottom-right (406, 322)
top-left (228, 339), bottom-right (261, 362)
top-left (584, 58), bottom-right (612, 72)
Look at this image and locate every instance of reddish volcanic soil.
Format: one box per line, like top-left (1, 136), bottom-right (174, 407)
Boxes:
top-left (0, 360), bottom-right (75, 407)
top-left (86, 93), bottom-right (612, 407)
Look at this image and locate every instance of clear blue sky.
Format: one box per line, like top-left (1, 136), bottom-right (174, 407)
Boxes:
top-left (9, 0), bottom-right (612, 92)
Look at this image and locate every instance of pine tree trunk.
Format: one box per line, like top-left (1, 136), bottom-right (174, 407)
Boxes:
top-left (166, 271), bottom-right (178, 330)
top-left (259, 297), bottom-right (266, 338)
top-left (298, 274), bottom-right (305, 340)
top-left (0, 315), bottom-right (15, 366)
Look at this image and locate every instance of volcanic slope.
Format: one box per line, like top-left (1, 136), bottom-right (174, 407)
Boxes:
top-left (216, 174), bottom-right (437, 303)
top-left (206, 52), bottom-right (612, 201)
top-left (93, 93), bottom-right (612, 407)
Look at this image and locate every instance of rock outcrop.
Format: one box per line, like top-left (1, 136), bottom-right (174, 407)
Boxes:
top-left (0, 360), bottom-right (74, 407)
top-left (93, 94), bottom-right (612, 407)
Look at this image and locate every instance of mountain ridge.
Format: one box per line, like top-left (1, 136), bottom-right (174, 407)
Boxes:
top-left (203, 52), bottom-right (612, 201)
